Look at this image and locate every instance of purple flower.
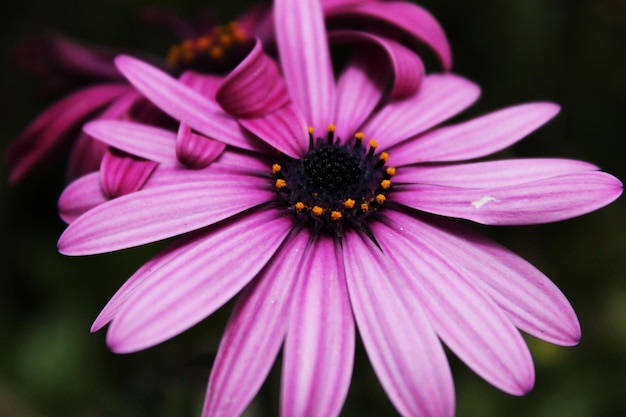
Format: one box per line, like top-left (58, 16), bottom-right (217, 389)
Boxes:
top-left (57, 0), bottom-right (621, 416)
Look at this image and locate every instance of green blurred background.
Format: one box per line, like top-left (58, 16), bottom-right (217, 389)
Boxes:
top-left (1, 0), bottom-right (625, 416)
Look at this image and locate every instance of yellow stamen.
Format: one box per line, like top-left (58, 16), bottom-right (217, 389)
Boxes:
top-left (386, 167), bottom-right (396, 177)
top-left (167, 45), bottom-right (181, 65)
top-left (369, 139), bottom-right (378, 149)
top-left (219, 33), bottom-right (234, 47)
top-left (312, 206), bottom-right (324, 216)
top-left (209, 45), bottom-right (224, 59)
top-left (197, 36), bottom-right (211, 50)
top-left (354, 132), bottom-right (364, 141)
top-left (376, 194), bottom-right (387, 204)
top-left (275, 179), bottom-right (287, 189)
top-left (381, 179), bottom-right (392, 189)
top-left (343, 199), bottom-right (356, 209)
top-left (295, 202), bottom-right (305, 212)
top-left (327, 124), bottom-right (336, 132)
top-left (361, 202), bottom-right (369, 212)
top-left (331, 211), bottom-right (342, 221)
top-left (379, 152), bottom-right (389, 163)
top-left (272, 163), bottom-right (282, 174)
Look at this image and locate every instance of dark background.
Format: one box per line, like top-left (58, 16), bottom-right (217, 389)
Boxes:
top-left (1, 0), bottom-right (625, 416)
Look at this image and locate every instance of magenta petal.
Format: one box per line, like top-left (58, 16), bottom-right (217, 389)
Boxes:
top-left (217, 39), bottom-right (289, 118)
top-left (83, 120), bottom-right (178, 164)
top-left (179, 70), bottom-right (223, 100)
top-left (281, 236), bottom-right (354, 417)
top-left (105, 209), bottom-right (293, 353)
top-left (362, 74), bottom-right (481, 149)
top-left (384, 210), bottom-right (581, 345)
top-left (333, 1), bottom-right (452, 70)
top-left (7, 83), bottom-right (131, 183)
top-left (394, 171), bottom-right (623, 225)
top-left (57, 173), bottom-right (273, 255)
top-left (99, 150), bottom-right (158, 199)
top-left (395, 158), bottom-right (600, 187)
top-left (239, 103), bottom-right (309, 158)
top-left (176, 123), bottom-right (226, 169)
top-left (373, 219), bottom-right (535, 395)
top-left (389, 103), bottom-right (561, 166)
top-left (343, 230), bottom-right (455, 417)
top-left (58, 173), bottom-right (107, 224)
top-left (275, 0), bottom-right (335, 133)
top-left (331, 30), bottom-right (424, 100)
top-left (114, 55), bottom-right (262, 152)
top-left (203, 229), bottom-right (311, 417)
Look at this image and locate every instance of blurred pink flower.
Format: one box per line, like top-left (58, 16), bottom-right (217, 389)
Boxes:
top-left (57, 1), bottom-right (622, 416)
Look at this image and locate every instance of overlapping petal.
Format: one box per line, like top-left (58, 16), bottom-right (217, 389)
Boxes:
top-left (105, 208), bottom-right (293, 353)
top-left (99, 150), bottom-right (159, 199)
top-left (176, 123), bottom-right (226, 169)
top-left (281, 236), bottom-right (354, 417)
top-left (58, 172), bottom-right (106, 224)
top-left (343, 231), bottom-right (455, 417)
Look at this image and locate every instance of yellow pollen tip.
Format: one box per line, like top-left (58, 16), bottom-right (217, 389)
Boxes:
top-left (166, 46), bottom-right (181, 65)
top-left (354, 132), bottom-right (364, 140)
top-left (369, 139), bottom-right (378, 149)
top-left (209, 46), bottom-right (224, 59)
top-left (343, 199), bottom-right (356, 209)
top-left (381, 179), bottom-right (392, 189)
top-left (295, 202), bottom-right (305, 212)
top-left (361, 202), bottom-right (369, 212)
top-left (331, 211), bottom-right (342, 221)
top-left (219, 33), bottom-right (234, 46)
top-left (272, 164), bottom-right (282, 174)
top-left (308, 126), bottom-right (315, 135)
top-left (197, 36), bottom-right (211, 50)
top-left (376, 194), bottom-right (387, 204)
top-left (386, 167), bottom-right (396, 177)
top-left (379, 152), bottom-right (389, 163)
top-left (327, 124), bottom-right (336, 132)
top-left (275, 179), bottom-right (287, 189)
top-left (312, 206), bottom-right (324, 216)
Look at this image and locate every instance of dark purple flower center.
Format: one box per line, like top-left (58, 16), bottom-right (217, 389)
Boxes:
top-left (166, 22), bottom-right (254, 75)
top-left (272, 126), bottom-right (395, 238)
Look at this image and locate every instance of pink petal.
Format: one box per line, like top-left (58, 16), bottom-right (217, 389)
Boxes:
top-left (361, 74), bottom-right (480, 149)
top-left (329, 1), bottom-right (452, 71)
top-left (330, 30), bottom-right (424, 100)
top-left (99, 150), bottom-right (158, 199)
top-left (217, 39), bottom-right (289, 119)
top-left (373, 219), bottom-right (535, 395)
top-left (176, 123), bottom-right (226, 169)
top-left (275, 0), bottom-right (336, 133)
top-left (179, 70), bottom-right (223, 100)
top-left (83, 120), bottom-right (178, 164)
top-left (7, 83), bottom-right (131, 183)
top-left (58, 172), bottom-right (106, 224)
top-left (281, 236), bottom-right (354, 417)
top-left (57, 173), bottom-right (273, 255)
top-left (203, 229), bottom-right (311, 417)
top-left (389, 103), bottom-right (561, 166)
top-left (114, 55), bottom-right (265, 152)
top-left (214, 150), bottom-right (273, 173)
top-left (105, 209), bottom-right (293, 353)
top-left (238, 103), bottom-right (309, 158)
top-left (394, 158), bottom-right (600, 187)
top-left (343, 230), bottom-right (455, 417)
top-left (48, 31), bottom-right (122, 79)
top-left (384, 210), bottom-right (581, 345)
top-left (394, 171), bottom-right (623, 225)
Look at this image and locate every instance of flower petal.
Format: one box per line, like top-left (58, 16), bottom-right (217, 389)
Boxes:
top-left (83, 120), bottom-right (178, 164)
top-left (281, 236), bottom-right (354, 417)
top-left (217, 39), bottom-right (289, 119)
top-left (114, 55), bottom-right (264, 152)
top-left (343, 230), bottom-right (454, 417)
top-left (328, 1), bottom-right (452, 70)
top-left (275, 0), bottom-right (335, 132)
top-left (179, 70), bottom-right (223, 100)
top-left (393, 171), bottom-right (623, 225)
top-left (373, 219), bottom-right (535, 395)
top-left (7, 83), bottom-right (131, 183)
top-left (58, 173), bottom-right (273, 255)
top-left (394, 158), bottom-right (600, 187)
top-left (99, 149), bottom-right (158, 199)
top-left (389, 103), bottom-right (561, 166)
top-left (238, 103), bottom-right (309, 158)
top-left (384, 210), bottom-right (581, 345)
top-left (105, 208), bottom-right (293, 353)
top-left (203, 228), bottom-right (310, 417)
top-left (362, 74), bottom-right (480, 149)
top-left (58, 172), bottom-right (106, 224)
top-left (176, 123), bottom-right (226, 169)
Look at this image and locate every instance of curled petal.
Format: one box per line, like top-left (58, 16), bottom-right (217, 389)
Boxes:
top-left (176, 123), bottom-right (226, 169)
top-left (100, 149), bottom-right (158, 199)
top-left (58, 172), bottom-right (106, 224)
top-left (217, 39), bottom-right (290, 119)
top-left (394, 171), bottom-right (623, 225)
top-left (179, 71), bottom-right (223, 100)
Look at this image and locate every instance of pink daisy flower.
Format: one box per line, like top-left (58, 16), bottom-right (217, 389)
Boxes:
top-left (57, 0), bottom-right (621, 416)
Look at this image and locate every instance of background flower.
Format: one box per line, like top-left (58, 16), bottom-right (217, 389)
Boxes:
top-left (1, 1), bottom-right (626, 417)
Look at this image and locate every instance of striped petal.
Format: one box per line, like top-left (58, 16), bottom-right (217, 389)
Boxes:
top-left (105, 208), bottom-right (293, 353)
top-left (394, 171), bottom-right (623, 225)
top-left (176, 123), bottom-right (226, 169)
top-left (58, 172), bottom-right (106, 224)
top-left (203, 228), bottom-right (310, 417)
top-left (281, 236), bottom-right (354, 417)
top-left (343, 230), bottom-right (454, 417)
top-left (275, 0), bottom-right (335, 133)
top-left (99, 149), bottom-right (158, 199)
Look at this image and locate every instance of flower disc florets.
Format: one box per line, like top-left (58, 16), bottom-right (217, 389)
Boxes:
top-left (273, 125), bottom-right (395, 238)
